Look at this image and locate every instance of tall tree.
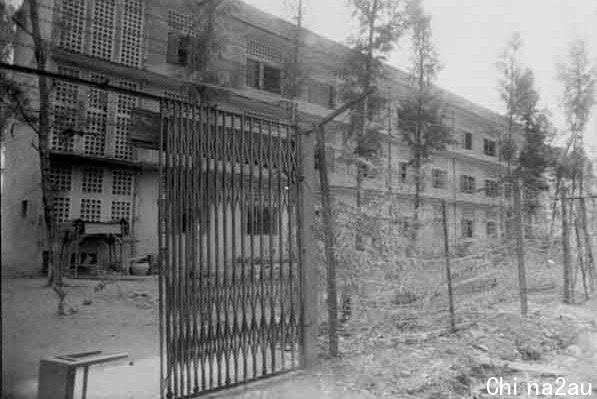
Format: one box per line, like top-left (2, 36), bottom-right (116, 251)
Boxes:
top-left (556, 39), bottom-right (596, 288)
top-left (398, 5), bottom-right (451, 245)
top-left (345, 0), bottom-right (414, 248)
top-left (496, 33), bottom-right (545, 316)
top-left (177, 0), bottom-right (233, 101)
top-left (1, 1), bottom-right (33, 139)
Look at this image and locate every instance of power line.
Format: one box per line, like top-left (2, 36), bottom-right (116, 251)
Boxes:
top-left (0, 61), bottom-right (300, 110)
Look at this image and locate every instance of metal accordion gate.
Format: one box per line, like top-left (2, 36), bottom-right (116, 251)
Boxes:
top-left (158, 99), bottom-right (305, 398)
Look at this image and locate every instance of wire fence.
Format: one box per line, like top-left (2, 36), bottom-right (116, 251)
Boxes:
top-left (311, 188), bottom-right (596, 342)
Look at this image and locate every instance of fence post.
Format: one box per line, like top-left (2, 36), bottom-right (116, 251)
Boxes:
top-left (513, 179), bottom-right (528, 316)
top-left (298, 127), bottom-right (318, 368)
top-left (441, 200), bottom-right (456, 333)
top-left (561, 187), bottom-right (572, 303)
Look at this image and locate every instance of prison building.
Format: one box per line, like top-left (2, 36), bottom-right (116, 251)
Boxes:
top-left (2, 0), bottom-right (520, 276)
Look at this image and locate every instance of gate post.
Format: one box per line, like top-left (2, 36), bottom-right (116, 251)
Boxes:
top-left (298, 128), bottom-right (318, 368)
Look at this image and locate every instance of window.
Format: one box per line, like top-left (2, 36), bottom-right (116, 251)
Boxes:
top-left (80, 198), bottom-right (101, 222)
top-left (503, 183), bottom-right (512, 199)
top-left (89, 0), bottom-right (116, 61)
top-left (82, 168), bottom-right (104, 193)
top-left (483, 139), bottom-right (496, 157)
top-left (58, 0), bottom-right (87, 53)
top-left (111, 200), bottom-right (131, 221)
top-left (49, 164), bottom-right (73, 192)
top-left (119, 0), bottom-right (144, 67)
top-left (166, 33), bottom-right (189, 65)
top-left (463, 132), bottom-right (473, 150)
top-left (21, 200), bottom-right (28, 218)
top-left (53, 197), bottom-right (71, 222)
top-left (399, 162), bottom-right (409, 183)
top-left (263, 64), bottom-right (281, 93)
top-left (361, 164), bottom-right (377, 179)
top-left (112, 170), bottom-right (134, 195)
top-left (485, 180), bottom-right (498, 197)
top-left (166, 10), bottom-right (197, 66)
top-left (432, 169), bottom-right (448, 189)
top-left (246, 206), bottom-right (278, 235)
top-left (486, 221), bottom-right (497, 238)
top-left (460, 175), bottom-right (475, 194)
top-left (462, 219), bottom-right (474, 239)
top-left (307, 82), bottom-right (337, 109)
top-left (246, 59), bottom-right (282, 94)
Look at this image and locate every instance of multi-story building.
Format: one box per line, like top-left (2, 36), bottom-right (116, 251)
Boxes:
top-left (2, 0), bottom-right (518, 276)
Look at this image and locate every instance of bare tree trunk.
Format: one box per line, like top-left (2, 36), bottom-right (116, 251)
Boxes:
top-left (574, 216), bottom-right (589, 300)
top-left (441, 200), bottom-right (455, 332)
top-left (28, 0), bottom-right (66, 314)
top-left (561, 187), bottom-right (572, 303)
top-left (579, 197), bottom-right (596, 291)
top-left (513, 179), bottom-right (528, 316)
top-left (317, 126), bottom-right (339, 357)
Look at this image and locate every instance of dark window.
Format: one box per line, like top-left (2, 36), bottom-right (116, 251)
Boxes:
top-left (504, 183), bottom-right (512, 199)
top-left (485, 180), bottom-right (498, 197)
top-left (328, 86), bottom-right (337, 109)
top-left (21, 200), bottom-right (28, 218)
top-left (361, 164), bottom-right (376, 179)
top-left (462, 219), bottom-right (474, 239)
top-left (463, 132), bottom-right (473, 150)
top-left (247, 206), bottom-right (278, 235)
top-left (460, 175), bottom-right (476, 193)
top-left (486, 221), bottom-right (497, 238)
top-left (484, 139), bottom-right (496, 156)
top-left (166, 32), bottom-right (188, 66)
top-left (246, 59), bottom-right (261, 89)
top-left (399, 162), bottom-right (408, 183)
top-left (246, 59), bottom-right (282, 94)
top-left (432, 169), bottom-right (447, 189)
top-left (262, 64), bottom-right (281, 93)
top-left (307, 82), bottom-right (336, 109)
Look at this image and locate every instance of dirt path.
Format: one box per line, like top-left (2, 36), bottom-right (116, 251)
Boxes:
top-left (473, 298), bottom-right (597, 398)
top-left (2, 278), bottom-right (159, 397)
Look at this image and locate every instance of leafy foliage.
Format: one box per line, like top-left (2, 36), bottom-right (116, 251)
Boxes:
top-left (557, 39), bottom-right (596, 135)
top-left (179, 0), bottom-right (234, 101)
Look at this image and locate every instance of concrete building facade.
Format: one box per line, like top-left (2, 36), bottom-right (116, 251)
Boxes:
top-left (2, 0), bottom-right (517, 275)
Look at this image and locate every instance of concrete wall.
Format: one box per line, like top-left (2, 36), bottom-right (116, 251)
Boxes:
top-left (1, 123), bottom-right (45, 277)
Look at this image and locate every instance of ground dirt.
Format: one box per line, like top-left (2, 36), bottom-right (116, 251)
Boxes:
top-left (2, 278), bottom-right (596, 398)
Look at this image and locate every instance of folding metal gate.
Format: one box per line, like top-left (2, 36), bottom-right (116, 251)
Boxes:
top-left (158, 99), bottom-right (304, 398)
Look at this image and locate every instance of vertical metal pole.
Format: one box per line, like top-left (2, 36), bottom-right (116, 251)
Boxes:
top-left (239, 114), bottom-right (248, 382)
top-left (165, 99), bottom-right (174, 398)
top-left (198, 105), bottom-right (207, 391)
top-left (277, 126), bottom-right (285, 370)
top-left (158, 100), bottom-right (165, 399)
top-left (298, 127), bottom-right (317, 368)
top-left (230, 113), bottom-right (239, 384)
top-left (183, 102), bottom-right (192, 396)
top-left (190, 104), bottom-right (199, 394)
top-left (221, 112), bottom-right (230, 386)
top-left (258, 120), bottom-right (266, 376)
top-left (248, 117), bottom-right (257, 378)
top-left (268, 122), bottom-right (276, 373)
top-left (174, 100), bottom-right (183, 396)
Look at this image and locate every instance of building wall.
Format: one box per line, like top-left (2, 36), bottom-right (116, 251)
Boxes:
top-left (3, 0), bottom-right (521, 273)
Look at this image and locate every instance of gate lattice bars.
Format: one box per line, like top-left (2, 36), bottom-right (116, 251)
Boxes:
top-left (158, 99), bottom-right (305, 398)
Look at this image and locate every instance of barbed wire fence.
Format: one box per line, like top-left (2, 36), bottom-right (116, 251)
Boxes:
top-left (310, 166), bottom-right (596, 351)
